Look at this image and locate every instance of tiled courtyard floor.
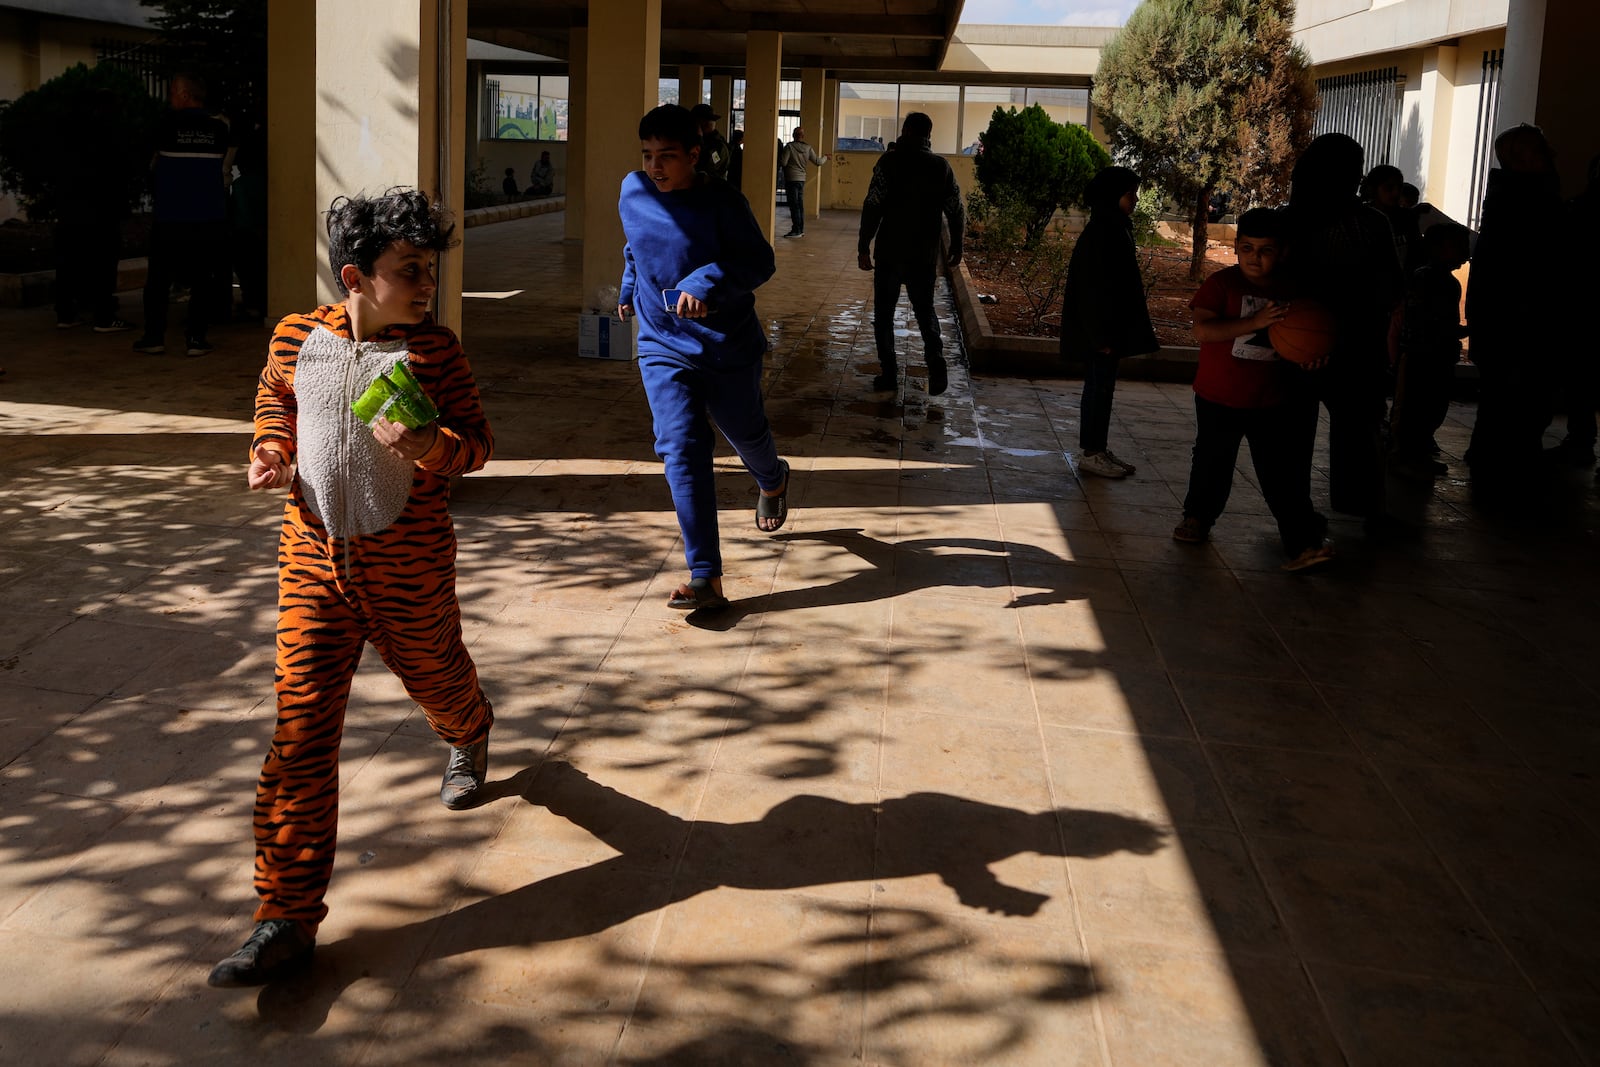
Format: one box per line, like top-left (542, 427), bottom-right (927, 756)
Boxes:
top-left (1, 208), bottom-right (1596, 1066)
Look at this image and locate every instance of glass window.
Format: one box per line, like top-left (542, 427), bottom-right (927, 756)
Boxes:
top-left (899, 84), bottom-right (960, 154)
top-left (1025, 86), bottom-right (1090, 128)
top-left (658, 77), bottom-right (678, 107)
top-left (490, 73), bottom-right (541, 140)
top-left (961, 85), bottom-right (1024, 153)
top-left (539, 76), bottom-right (569, 141)
top-left (837, 82), bottom-right (898, 150)
top-left (485, 74), bottom-right (568, 141)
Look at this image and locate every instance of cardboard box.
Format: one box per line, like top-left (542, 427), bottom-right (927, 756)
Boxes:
top-left (577, 312), bottom-right (638, 360)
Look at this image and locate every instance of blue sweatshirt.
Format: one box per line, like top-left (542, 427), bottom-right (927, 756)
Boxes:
top-left (618, 171), bottom-right (776, 367)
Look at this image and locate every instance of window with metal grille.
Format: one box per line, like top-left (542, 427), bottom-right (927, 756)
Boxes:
top-left (1466, 49), bottom-right (1504, 230)
top-left (1313, 66), bottom-right (1402, 170)
top-left (93, 38), bottom-right (167, 100)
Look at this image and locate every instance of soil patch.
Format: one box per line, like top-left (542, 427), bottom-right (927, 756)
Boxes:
top-left (965, 238), bottom-right (1237, 347)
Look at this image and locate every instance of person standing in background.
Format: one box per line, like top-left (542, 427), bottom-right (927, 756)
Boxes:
top-left (132, 71), bottom-right (234, 358)
top-left (779, 127), bottom-right (827, 238)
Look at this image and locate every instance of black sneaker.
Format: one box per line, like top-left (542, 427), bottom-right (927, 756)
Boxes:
top-left (440, 737), bottom-right (489, 810)
top-left (207, 919), bottom-right (315, 987)
top-left (132, 336), bottom-right (165, 355)
top-left (871, 370), bottom-right (896, 392)
top-left (185, 337), bottom-right (214, 358)
top-left (93, 319), bottom-right (135, 333)
top-left (927, 356), bottom-right (948, 397)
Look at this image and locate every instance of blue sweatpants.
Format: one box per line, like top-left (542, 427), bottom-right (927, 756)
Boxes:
top-left (639, 350), bottom-right (784, 579)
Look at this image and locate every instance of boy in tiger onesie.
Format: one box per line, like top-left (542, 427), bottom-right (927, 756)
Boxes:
top-left (208, 189), bottom-right (495, 988)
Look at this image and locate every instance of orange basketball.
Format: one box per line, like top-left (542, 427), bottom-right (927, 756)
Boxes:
top-left (1267, 299), bottom-right (1338, 364)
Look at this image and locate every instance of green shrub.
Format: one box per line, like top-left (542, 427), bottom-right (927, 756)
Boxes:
top-left (0, 63), bottom-right (162, 222)
top-left (975, 104), bottom-right (1109, 245)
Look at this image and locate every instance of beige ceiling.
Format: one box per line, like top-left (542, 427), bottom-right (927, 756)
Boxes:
top-left (467, 0), bottom-right (968, 74)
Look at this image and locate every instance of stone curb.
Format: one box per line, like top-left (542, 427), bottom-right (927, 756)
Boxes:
top-left (948, 257), bottom-right (1200, 382)
top-left (463, 195), bottom-right (565, 228)
top-left (0, 200), bottom-right (566, 308)
top-left (0, 257), bottom-right (150, 310)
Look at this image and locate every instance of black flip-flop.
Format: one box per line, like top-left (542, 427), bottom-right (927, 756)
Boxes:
top-left (667, 577), bottom-right (730, 611)
top-left (756, 459), bottom-right (790, 533)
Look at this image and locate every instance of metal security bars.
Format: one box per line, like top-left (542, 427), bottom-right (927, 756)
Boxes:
top-left (1466, 49), bottom-right (1504, 230)
top-left (1313, 66), bottom-right (1402, 169)
top-left (93, 39), bottom-right (168, 101)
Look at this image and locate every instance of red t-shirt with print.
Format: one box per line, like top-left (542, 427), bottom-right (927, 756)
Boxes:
top-left (1190, 266), bottom-right (1298, 409)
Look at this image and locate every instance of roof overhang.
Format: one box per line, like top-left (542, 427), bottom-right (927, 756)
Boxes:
top-left (467, 0), bottom-right (967, 79)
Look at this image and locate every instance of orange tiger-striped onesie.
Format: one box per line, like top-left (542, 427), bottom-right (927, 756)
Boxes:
top-left (250, 303), bottom-right (494, 932)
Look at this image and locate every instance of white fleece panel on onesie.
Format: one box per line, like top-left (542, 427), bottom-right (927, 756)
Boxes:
top-left (293, 326), bottom-right (418, 539)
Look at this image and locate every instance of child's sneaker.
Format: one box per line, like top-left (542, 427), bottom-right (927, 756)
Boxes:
top-left (1079, 451), bottom-right (1130, 479)
top-left (1172, 516), bottom-right (1210, 544)
top-left (440, 737), bottom-right (489, 810)
top-left (1101, 449), bottom-right (1137, 475)
top-left (1282, 543), bottom-right (1336, 573)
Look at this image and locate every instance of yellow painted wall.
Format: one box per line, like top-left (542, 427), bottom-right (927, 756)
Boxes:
top-left (829, 151), bottom-right (977, 211)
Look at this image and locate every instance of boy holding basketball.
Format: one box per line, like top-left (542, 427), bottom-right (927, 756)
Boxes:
top-left (1173, 208), bottom-right (1333, 572)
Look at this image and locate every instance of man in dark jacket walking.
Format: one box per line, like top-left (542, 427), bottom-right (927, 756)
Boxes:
top-left (858, 112), bottom-right (964, 396)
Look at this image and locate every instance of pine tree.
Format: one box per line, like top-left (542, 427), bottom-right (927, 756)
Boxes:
top-left (140, 0), bottom-right (266, 121)
top-left (1093, 0), bottom-right (1317, 278)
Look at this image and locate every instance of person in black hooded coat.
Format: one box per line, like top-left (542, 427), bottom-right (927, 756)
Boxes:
top-left (1280, 134), bottom-right (1404, 523)
top-left (1061, 166), bottom-right (1158, 478)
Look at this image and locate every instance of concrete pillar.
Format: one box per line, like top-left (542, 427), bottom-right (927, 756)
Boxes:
top-left (266, 0), bottom-right (319, 318)
top-left (418, 0), bottom-right (468, 333)
top-left (270, 0), bottom-right (466, 328)
top-left (799, 67), bottom-right (826, 220)
top-left (1497, 0), bottom-right (1545, 131)
top-left (742, 31), bottom-right (782, 242)
top-left (581, 0), bottom-right (661, 311)
top-left (1501, 0), bottom-right (1598, 195)
top-left (711, 74), bottom-right (734, 130)
top-left (822, 77), bottom-right (840, 208)
top-left (679, 63), bottom-right (704, 108)
top-left (565, 27), bottom-right (588, 244)
top-left (1417, 45), bottom-right (1458, 205)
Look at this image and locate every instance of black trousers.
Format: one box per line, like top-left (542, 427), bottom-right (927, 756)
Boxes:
top-left (142, 220), bottom-right (230, 342)
top-left (784, 181), bottom-right (805, 234)
top-left (53, 218), bottom-right (121, 326)
top-left (1183, 392), bottom-right (1323, 555)
top-left (1391, 344), bottom-right (1457, 459)
top-left (1079, 352), bottom-right (1121, 453)
top-left (1465, 336), bottom-right (1549, 474)
top-left (233, 228), bottom-right (268, 316)
top-left (1313, 357), bottom-right (1388, 516)
top-left (872, 255), bottom-right (942, 374)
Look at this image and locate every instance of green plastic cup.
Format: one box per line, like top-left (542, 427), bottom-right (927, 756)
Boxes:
top-left (350, 361), bottom-right (439, 429)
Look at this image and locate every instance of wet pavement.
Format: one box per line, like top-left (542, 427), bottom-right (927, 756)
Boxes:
top-left (1, 208), bottom-right (1597, 1066)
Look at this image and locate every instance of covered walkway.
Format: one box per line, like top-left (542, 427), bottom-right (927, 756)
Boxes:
top-left (0, 209), bottom-right (1596, 1065)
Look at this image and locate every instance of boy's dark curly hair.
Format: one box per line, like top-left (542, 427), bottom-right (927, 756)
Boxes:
top-left (638, 104), bottom-right (702, 151)
top-left (326, 188), bottom-right (458, 295)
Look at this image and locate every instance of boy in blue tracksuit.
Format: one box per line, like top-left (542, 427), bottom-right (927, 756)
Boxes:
top-left (617, 104), bottom-right (788, 612)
